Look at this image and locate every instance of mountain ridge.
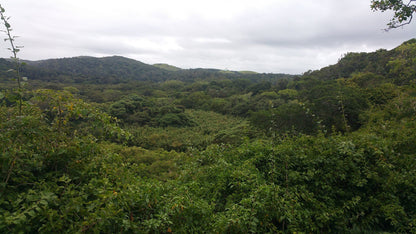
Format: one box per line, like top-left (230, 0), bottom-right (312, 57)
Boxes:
top-left (13, 55), bottom-right (292, 84)
top-left (1, 38), bottom-right (415, 85)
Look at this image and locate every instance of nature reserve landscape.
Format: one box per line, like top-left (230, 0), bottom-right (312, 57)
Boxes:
top-left (1, 1), bottom-right (416, 233)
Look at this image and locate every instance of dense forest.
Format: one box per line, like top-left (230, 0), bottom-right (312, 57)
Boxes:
top-left (1, 38), bottom-right (416, 233)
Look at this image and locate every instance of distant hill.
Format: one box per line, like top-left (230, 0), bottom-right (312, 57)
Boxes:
top-left (23, 56), bottom-right (170, 83)
top-left (3, 38), bottom-right (415, 86)
top-left (238, 71), bottom-right (258, 75)
top-left (5, 56), bottom-right (292, 84)
top-left (153, 63), bottom-right (182, 71)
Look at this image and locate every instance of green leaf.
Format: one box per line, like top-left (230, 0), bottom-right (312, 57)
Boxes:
top-left (39, 200), bottom-right (48, 206)
top-left (27, 210), bottom-right (36, 217)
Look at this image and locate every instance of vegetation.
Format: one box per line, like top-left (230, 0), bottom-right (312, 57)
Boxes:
top-left (0, 4), bottom-right (24, 115)
top-left (1, 4), bottom-right (416, 233)
top-left (371, 0), bottom-right (416, 30)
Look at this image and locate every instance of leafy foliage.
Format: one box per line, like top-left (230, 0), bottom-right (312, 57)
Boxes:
top-left (371, 0), bottom-right (416, 29)
top-left (109, 94), bottom-right (195, 127)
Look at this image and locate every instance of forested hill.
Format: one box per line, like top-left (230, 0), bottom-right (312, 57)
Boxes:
top-left (23, 56), bottom-right (168, 83)
top-left (304, 38), bottom-right (416, 84)
top-left (10, 55), bottom-right (292, 84)
top-left (1, 39), bottom-right (414, 86)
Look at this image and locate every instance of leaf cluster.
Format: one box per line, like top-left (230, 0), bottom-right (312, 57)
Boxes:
top-left (371, 0), bottom-right (416, 29)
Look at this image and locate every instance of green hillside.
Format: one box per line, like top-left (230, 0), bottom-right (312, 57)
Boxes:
top-left (23, 56), bottom-right (171, 83)
top-left (17, 56), bottom-right (292, 85)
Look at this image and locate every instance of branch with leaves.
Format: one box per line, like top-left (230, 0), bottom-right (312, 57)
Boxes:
top-left (371, 0), bottom-right (416, 30)
top-left (0, 4), bottom-right (25, 115)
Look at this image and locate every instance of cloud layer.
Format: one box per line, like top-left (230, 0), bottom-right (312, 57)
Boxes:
top-left (1, 0), bottom-right (415, 74)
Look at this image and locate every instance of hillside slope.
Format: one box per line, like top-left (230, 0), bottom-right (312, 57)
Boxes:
top-left (304, 38), bottom-right (416, 85)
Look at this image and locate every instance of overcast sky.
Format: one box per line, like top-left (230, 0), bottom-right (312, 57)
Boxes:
top-left (0, 0), bottom-right (415, 74)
